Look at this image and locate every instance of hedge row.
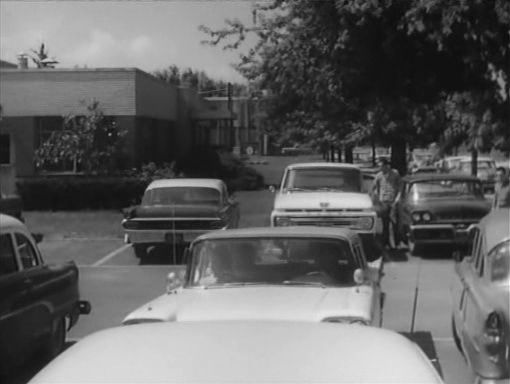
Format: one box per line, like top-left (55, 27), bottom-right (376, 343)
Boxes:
top-left (17, 177), bottom-right (149, 211)
top-left (16, 171), bottom-right (264, 211)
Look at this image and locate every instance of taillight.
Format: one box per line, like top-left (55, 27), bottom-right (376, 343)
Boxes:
top-left (484, 312), bottom-right (504, 358)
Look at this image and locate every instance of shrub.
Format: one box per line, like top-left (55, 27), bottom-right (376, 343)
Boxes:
top-left (17, 176), bottom-right (147, 211)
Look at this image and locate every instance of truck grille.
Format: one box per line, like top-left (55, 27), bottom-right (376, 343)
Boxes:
top-left (286, 216), bottom-right (362, 227)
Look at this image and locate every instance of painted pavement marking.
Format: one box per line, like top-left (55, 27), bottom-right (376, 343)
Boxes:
top-left (91, 244), bottom-right (131, 266)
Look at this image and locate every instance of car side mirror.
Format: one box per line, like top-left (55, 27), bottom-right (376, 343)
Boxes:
top-left (32, 233), bottom-right (44, 244)
top-left (353, 268), bottom-right (366, 285)
top-left (166, 270), bottom-right (185, 293)
top-left (268, 185), bottom-right (276, 193)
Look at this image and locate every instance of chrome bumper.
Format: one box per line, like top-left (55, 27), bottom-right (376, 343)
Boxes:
top-left (410, 224), bottom-right (471, 244)
top-left (124, 229), bottom-right (210, 244)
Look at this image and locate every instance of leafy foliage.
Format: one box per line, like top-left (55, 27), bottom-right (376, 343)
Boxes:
top-left (200, 0), bottom-right (509, 171)
top-left (34, 100), bottom-right (127, 174)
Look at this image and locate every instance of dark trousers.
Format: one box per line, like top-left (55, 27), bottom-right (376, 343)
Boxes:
top-left (378, 201), bottom-right (393, 247)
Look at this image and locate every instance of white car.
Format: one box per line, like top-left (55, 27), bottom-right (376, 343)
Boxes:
top-left (270, 162), bottom-right (382, 268)
top-left (29, 321), bottom-right (444, 384)
top-left (123, 226), bottom-right (383, 326)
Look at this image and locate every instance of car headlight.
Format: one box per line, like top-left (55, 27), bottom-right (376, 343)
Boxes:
top-left (122, 220), bottom-right (140, 230)
top-left (412, 212), bottom-right (422, 223)
top-left (274, 217), bottom-right (292, 226)
top-left (422, 212), bottom-right (432, 221)
top-left (322, 317), bottom-right (369, 325)
top-left (352, 216), bottom-right (374, 230)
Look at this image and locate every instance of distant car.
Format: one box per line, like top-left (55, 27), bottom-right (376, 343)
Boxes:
top-left (393, 174), bottom-right (491, 255)
top-left (122, 178), bottom-right (240, 260)
top-left (435, 156), bottom-right (465, 173)
top-left (28, 322), bottom-right (444, 384)
top-left (0, 214), bottom-right (90, 375)
top-left (455, 156), bottom-right (497, 194)
top-left (408, 149), bottom-right (434, 172)
top-left (123, 226), bottom-right (383, 326)
top-left (411, 165), bottom-right (439, 175)
top-left (451, 209), bottom-right (510, 384)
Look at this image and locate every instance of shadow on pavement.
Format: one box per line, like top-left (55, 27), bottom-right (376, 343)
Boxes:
top-left (4, 341), bottom-right (76, 384)
top-left (401, 331), bottom-right (443, 379)
top-left (384, 248), bottom-right (409, 262)
top-left (419, 245), bottom-right (455, 260)
top-left (139, 244), bottom-right (186, 266)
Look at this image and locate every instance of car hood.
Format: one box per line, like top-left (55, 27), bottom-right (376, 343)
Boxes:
top-left (412, 198), bottom-right (491, 218)
top-left (274, 192), bottom-right (373, 211)
top-left (132, 205), bottom-right (221, 218)
top-left (123, 286), bottom-right (375, 324)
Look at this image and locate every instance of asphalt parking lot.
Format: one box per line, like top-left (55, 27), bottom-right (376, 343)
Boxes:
top-left (5, 188), bottom-right (477, 384)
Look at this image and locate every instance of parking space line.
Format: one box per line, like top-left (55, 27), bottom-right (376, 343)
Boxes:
top-left (92, 244), bottom-right (131, 266)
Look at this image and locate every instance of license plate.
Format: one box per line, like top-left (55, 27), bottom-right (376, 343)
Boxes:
top-left (165, 233), bottom-right (183, 243)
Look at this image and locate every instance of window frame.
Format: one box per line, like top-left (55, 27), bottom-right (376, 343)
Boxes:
top-left (14, 232), bottom-right (41, 270)
top-left (0, 232), bottom-right (20, 275)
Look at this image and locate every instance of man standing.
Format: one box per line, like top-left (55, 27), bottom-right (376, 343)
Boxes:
top-left (372, 158), bottom-right (401, 249)
top-left (493, 166), bottom-right (510, 209)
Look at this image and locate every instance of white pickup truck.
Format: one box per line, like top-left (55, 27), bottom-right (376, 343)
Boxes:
top-left (270, 162), bottom-right (382, 266)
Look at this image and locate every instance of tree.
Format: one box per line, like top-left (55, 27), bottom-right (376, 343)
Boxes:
top-left (201, 0), bottom-right (509, 173)
top-left (30, 42), bottom-right (58, 68)
top-left (34, 100), bottom-right (126, 174)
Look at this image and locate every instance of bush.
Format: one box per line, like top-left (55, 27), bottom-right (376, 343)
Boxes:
top-left (17, 176), bottom-right (147, 211)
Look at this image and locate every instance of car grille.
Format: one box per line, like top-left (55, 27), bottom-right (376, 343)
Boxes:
top-left (124, 219), bottom-right (219, 230)
top-left (436, 212), bottom-right (483, 221)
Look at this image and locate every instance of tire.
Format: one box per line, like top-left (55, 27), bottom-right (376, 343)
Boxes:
top-left (43, 317), bottom-right (66, 360)
top-left (133, 244), bottom-right (147, 259)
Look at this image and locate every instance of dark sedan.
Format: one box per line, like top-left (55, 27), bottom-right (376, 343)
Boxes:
top-left (393, 174), bottom-right (491, 255)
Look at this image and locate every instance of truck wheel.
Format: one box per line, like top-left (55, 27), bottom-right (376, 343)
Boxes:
top-left (43, 317), bottom-right (66, 360)
top-left (133, 244), bottom-right (147, 259)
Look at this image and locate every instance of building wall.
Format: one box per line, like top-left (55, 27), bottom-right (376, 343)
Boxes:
top-left (135, 71), bottom-right (178, 120)
top-left (0, 69), bottom-right (138, 117)
top-left (0, 117), bottom-right (36, 176)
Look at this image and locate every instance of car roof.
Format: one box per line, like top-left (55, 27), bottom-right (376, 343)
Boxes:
top-left (403, 173), bottom-right (481, 182)
top-left (194, 226), bottom-right (360, 242)
top-left (147, 178), bottom-right (224, 190)
top-left (286, 162), bottom-right (361, 170)
top-left (478, 209), bottom-right (510, 252)
top-left (0, 213), bottom-right (26, 232)
top-left (30, 322), bottom-right (442, 384)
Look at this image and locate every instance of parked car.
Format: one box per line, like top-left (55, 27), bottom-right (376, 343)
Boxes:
top-left (393, 174), bottom-right (491, 255)
top-left (411, 165), bottom-right (439, 175)
top-left (122, 178), bottom-right (240, 260)
top-left (0, 214), bottom-right (90, 375)
top-left (0, 193), bottom-right (23, 222)
top-left (123, 226), bottom-right (383, 326)
top-left (29, 321), bottom-right (444, 384)
top-left (451, 209), bottom-right (509, 384)
top-left (455, 156), bottom-right (497, 193)
top-left (269, 162), bottom-right (382, 269)
top-left (435, 156), bottom-right (465, 173)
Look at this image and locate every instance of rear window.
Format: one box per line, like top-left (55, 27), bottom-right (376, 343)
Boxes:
top-left (490, 240), bottom-right (510, 282)
top-left (142, 187), bottom-right (220, 206)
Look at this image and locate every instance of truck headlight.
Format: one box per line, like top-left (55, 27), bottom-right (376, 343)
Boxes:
top-left (422, 212), bottom-right (432, 221)
top-left (352, 216), bottom-right (374, 230)
top-left (274, 217), bottom-right (292, 226)
top-left (412, 212), bottom-right (422, 223)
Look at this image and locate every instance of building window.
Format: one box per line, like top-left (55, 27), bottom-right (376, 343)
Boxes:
top-left (0, 134), bottom-right (10, 164)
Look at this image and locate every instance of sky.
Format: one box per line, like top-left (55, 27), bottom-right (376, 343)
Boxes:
top-left (0, 1), bottom-right (260, 83)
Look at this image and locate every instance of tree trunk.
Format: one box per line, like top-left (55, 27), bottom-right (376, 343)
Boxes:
top-left (471, 148), bottom-right (478, 176)
top-left (391, 137), bottom-right (407, 176)
top-left (345, 146), bottom-right (353, 163)
top-left (336, 146), bottom-right (342, 163)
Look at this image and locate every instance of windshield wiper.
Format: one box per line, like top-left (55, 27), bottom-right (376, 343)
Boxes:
top-left (282, 281), bottom-right (326, 288)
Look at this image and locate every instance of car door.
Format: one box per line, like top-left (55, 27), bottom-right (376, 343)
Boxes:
top-left (460, 229), bottom-right (486, 361)
top-left (0, 232), bottom-right (35, 362)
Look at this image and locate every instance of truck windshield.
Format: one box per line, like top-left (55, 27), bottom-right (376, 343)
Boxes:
top-left (283, 168), bottom-right (361, 192)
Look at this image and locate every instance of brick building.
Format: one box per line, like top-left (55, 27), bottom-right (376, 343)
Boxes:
top-left (0, 67), bottom-right (234, 176)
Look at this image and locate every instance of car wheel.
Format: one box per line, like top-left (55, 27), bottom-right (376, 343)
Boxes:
top-left (451, 316), bottom-right (463, 355)
top-left (43, 317), bottom-right (66, 360)
top-left (133, 244), bottom-right (147, 259)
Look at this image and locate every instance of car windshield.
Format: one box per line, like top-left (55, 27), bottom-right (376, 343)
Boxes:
top-left (490, 240), bottom-right (510, 282)
top-left (142, 187), bottom-right (220, 206)
top-left (408, 180), bottom-right (483, 199)
top-left (188, 237), bottom-right (358, 288)
top-left (283, 168), bottom-right (361, 192)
